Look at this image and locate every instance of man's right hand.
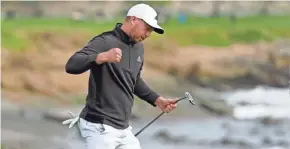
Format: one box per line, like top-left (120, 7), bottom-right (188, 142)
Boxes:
top-left (96, 48), bottom-right (122, 64)
top-left (154, 96), bottom-right (177, 113)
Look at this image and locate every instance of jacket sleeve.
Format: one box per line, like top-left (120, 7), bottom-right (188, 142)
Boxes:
top-left (134, 62), bottom-right (160, 107)
top-left (65, 36), bottom-right (106, 74)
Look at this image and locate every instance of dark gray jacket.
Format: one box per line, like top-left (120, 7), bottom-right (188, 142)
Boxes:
top-left (65, 23), bottom-right (160, 129)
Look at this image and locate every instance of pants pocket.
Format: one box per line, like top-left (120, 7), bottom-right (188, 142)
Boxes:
top-left (78, 118), bottom-right (105, 138)
top-left (92, 123), bottom-right (106, 134)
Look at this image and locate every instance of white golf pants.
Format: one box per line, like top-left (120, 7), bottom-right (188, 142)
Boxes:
top-left (78, 118), bottom-right (141, 149)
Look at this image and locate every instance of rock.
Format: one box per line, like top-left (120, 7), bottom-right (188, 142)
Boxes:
top-left (199, 100), bottom-right (231, 116)
top-left (250, 127), bottom-right (260, 136)
top-left (272, 39), bottom-right (290, 68)
top-left (219, 137), bottom-right (253, 148)
top-left (276, 140), bottom-right (289, 147)
top-left (191, 54), bottom-right (290, 91)
top-left (190, 88), bottom-right (233, 116)
top-left (260, 117), bottom-right (283, 126)
top-left (233, 57), bottom-right (289, 88)
top-left (262, 137), bottom-right (274, 146)
top-left (190, 137), bottom-right (254, 147)
top-left (274, 128), bottom-right (285, 136)
top-left (177, 42), bottom-right (290, 91)
top-left (220, 137), bottom-right (232, 145)
top-left (42, 107), bottom-right (82, 123)
top-left (154, 130), bottom-right (188, 143)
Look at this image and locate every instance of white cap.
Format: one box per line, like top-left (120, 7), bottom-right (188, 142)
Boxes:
top-left (126, 3), bottom-right (164, 34)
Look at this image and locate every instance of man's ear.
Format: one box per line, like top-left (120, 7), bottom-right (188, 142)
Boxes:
top-left (130, 16), bottom-right (137, 25)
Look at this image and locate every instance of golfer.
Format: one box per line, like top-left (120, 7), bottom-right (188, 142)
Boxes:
top-left (64, 3), bottom-right (177, 149)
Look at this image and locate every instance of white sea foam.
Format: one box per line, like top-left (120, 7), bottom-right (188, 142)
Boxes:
top-left (220, 86), bottom-right (290, 119)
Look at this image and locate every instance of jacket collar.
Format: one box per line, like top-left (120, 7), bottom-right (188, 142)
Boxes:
top-left (113, 23), bottom-right (137, 45)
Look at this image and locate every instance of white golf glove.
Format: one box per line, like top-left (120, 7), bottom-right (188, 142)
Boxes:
top-left (62, 111), bottom-right (79, 128)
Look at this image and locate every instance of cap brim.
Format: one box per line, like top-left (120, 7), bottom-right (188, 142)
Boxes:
top-left (153, 24), bottom-right (164, 34)
top-left (143, 19), bottom-right (164, 34)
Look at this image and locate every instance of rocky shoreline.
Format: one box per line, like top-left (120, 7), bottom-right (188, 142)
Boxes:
top-left (2, 38), bottom-right (290, 101)
top-left (2, 98), bottom-right (290, 149)
top-left (145, 39), bottom-right (290, 92)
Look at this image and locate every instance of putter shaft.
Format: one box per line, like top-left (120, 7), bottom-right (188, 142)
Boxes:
top-left (134, 112), bottom-right (164, 136)
top-left (134, 96), bottom-right (187, 137)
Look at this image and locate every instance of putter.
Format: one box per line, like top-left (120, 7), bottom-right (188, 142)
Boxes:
top-left (134, 92), bottom-right (195, 137)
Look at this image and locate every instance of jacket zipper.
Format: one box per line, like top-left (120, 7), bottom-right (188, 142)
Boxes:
top-left (129, 44), bottom-right (131, 69)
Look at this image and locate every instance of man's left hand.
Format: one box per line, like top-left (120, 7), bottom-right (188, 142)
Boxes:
top-left (154, 97), bottom-right (177, 113)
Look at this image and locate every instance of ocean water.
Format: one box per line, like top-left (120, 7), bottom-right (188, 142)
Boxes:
top-left (64, 86), bottom-right (290, 149)
top-left (57, 117), bottom-right (290, 149)
top-left (2, 86), bottom-right (290, 149)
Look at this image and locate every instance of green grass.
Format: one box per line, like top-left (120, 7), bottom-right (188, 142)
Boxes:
top-left (2, 15), bottom-right (290, 51)
top-left (163, 15), bottom-right (290, 46)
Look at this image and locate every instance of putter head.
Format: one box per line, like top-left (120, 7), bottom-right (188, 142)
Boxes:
top-left (185, 92), bottom-right (195, 105)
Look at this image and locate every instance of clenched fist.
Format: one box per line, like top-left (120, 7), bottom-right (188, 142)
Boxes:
top-left (96, 48), bottom-right (122, 64)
